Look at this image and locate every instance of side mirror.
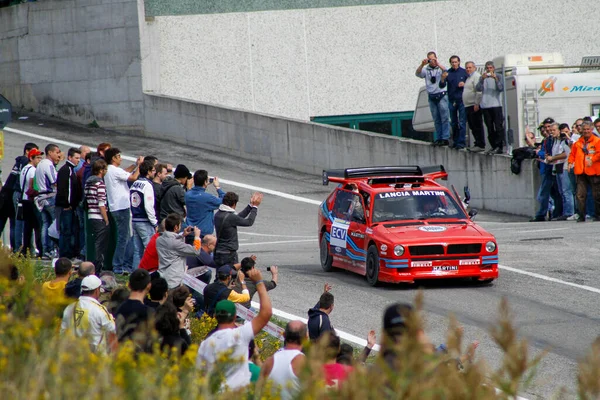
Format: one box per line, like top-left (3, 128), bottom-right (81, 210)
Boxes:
top-left (468, 209), bottom-right (478, 218)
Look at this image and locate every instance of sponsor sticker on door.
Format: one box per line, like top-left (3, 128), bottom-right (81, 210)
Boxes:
top-left (330, 219), bottom-right (350, 249)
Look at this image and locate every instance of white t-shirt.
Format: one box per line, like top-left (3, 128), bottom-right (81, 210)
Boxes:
top-left (196, 322), bottom-right (255, 390)
top-left (20, 165), bottom-right (36, 200)
top-left (60, 296), bottom-right (116, 354)
top-left (104, 164), bottom-right (132, 211)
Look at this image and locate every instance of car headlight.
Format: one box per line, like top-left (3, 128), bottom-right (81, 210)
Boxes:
top-left (485, 241), bottom-right (496, 253)
top-left (394, 245), bottom-right (405, 256)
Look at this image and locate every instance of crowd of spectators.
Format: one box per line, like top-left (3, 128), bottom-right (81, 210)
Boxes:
top-left (527, 117), bottom-right (600, 222)
top-left (416, 52), bottom-right (505, 154)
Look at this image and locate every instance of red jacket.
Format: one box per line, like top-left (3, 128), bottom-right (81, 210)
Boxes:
top-left (139, 232), bottom-right (160, 272)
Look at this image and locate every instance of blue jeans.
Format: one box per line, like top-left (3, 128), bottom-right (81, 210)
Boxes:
top-left (555, 170), bottom-right (574, 216)
top-left (40, 202), bottom-right (56, 255)
top-left (13, 191), bottom-right (23, 251)
top-left (59, 208), bottom-right (79, 259)
top-left (111, 209), bottom-right (132, 274)
top-left (428, 95), bottom-right (450, 141)
top-left (76, 206), bottom-right (86, 257)
top-left (535, 172), bottom-right (554, 219)
top-left (448, 99), bottom-right (467, 148)
top-left (132, 221), bottom-right (155, 270)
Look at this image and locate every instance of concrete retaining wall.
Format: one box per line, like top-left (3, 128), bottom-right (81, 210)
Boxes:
top-left (0, 0), bottom-right (144, 133)
top-left (144, 93), bottom-right (538, 217)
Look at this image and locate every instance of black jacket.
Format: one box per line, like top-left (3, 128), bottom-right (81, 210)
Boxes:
top-left (214, 206), bottom-right (257, 253)
top-left (56, 161), bottom-right (81, 209)
top-left (307, 306), bottom-right (334, 341)
top-left (203, 281), bottom-right (232, 316)
top-left (160, 178), bottom-right (186, 220)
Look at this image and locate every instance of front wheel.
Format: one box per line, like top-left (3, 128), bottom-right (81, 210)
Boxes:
top-left (320, 234), bottom-right (333, 272)
top-left (366, 245), bottom-right (380, 286)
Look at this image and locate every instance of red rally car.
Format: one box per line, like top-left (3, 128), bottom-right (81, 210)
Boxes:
top-left (318, 165), bottom-right (498, 286)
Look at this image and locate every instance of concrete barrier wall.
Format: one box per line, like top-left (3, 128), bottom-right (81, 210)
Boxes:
top-left (0, 0), bottom-right (144, 133)
top-left (144, 93), bottom-right (538, 217)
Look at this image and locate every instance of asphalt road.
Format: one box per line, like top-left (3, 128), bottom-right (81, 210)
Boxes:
top-left (4, 114), bottom-right (598, 399)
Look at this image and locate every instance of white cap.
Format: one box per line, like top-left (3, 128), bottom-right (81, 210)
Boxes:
top-left (81, 275), bottom-right (102, 291)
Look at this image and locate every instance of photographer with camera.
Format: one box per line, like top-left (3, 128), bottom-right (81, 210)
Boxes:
top-left (476, 61), bottom-right (505, 155)
top-left (203, 265), bottom-right (251, 316)
top-left (415, 51), bottom-right (450, 147)
top-left (233, 257), bottom-right (278, 309)
top-left (185, 170), bottom-right (225, 238)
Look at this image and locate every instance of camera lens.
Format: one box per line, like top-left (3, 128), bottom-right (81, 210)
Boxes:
top-left (430, 76), bottom-right (436, 84)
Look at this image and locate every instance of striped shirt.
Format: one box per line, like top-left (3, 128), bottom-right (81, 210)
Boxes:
top-left (84, 177), bottom-right (107, 220)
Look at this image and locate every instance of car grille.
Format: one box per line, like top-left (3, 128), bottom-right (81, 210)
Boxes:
top-left (447, 243), bottom-right (482, 254)
top-left (409, 245), bottom-right (445, 256)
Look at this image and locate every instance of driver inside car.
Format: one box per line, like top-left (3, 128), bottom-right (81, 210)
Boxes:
top-left (419, 196), bottom-right (447, 216)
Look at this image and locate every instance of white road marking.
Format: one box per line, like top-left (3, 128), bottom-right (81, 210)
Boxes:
top-left (239, 239), bottom-right (316, 246)
top-left (239, 232), bottom-right (314, 238)
top-left (499, 264), bottom-right (600, 295)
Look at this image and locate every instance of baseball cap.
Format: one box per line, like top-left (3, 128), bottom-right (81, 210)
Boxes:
top-left (383, 303), bottom-right (413, 336)
top-left (28, 148), bottom-right (44, 158)
top-left (542, 117), bottom-right (555, 125)
top-left (215, 300), bottom-right (236, 318)
top-left (217, 265), bottom-right (236, 277)
top-left (174, 164), bottom-right (192, 179)
top-left (81, 275), bottom-right (102, 291)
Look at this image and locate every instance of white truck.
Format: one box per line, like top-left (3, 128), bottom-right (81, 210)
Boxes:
top-left (412, 53), bottom-right (600, 151)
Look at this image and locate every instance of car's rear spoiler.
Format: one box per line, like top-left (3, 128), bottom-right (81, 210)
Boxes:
top-left (322, 165), bottom-right (447, 185)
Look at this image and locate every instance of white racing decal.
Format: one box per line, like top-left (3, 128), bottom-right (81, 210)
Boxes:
top-left (330, 218), bottom-right (350, 249)
top-left (418, 226), bottom-right (447, 233)
top-left (411, 261), bottom-right (433, 267)
top-left (378, 190), bottom-right (446, 199)
top-left (433, 266), bottom-right (458, 272)
top-left (459, 259), bottom-right (481, 266)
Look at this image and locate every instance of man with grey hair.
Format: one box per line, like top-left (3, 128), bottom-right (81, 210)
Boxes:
top-left (415, 51), bottom-right (450, 147)
top-left (545, 122), bottom-right (574, 220)
top-left (476, 61), bottom-right (505, 154)
top-left (568, 120), bottom-right (600, 221)
top-left (463, 61), bottom-right (485, 152)
top-left (65, 261), bottom-right (95, 299)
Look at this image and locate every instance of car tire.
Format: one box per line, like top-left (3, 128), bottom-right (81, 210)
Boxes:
top-left (320, 234), bottom-right (334, 272)
top-left (366, 245), bottom-right (380, 286)
top-left (473, 278), bottom-right (494, 285)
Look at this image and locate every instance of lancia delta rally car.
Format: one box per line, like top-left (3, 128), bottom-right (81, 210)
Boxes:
top-left (318, 166), bottom-right (498, 286)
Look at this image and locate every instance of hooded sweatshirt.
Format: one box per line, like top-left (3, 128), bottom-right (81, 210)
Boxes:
top-left (156, 231), bottom-right (200, 289)
top-left (214, 204), bottom-right (257, 254)
top-left (160, 179), bottom-right (186, 220)
top-left (307, 305), bottom-right (334, 341)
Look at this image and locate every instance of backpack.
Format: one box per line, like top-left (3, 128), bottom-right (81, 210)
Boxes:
top-left (510, 147), bottom-right (538, 175)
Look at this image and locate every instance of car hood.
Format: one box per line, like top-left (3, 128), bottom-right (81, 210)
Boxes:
top-left (376, 220), bottom-right (492, 243)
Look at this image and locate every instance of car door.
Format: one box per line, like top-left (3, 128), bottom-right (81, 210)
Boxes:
top-left (330, 189), bottom-right (367, 272)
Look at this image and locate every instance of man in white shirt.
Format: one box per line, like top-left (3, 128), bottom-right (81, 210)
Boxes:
top-left (103, 147), bottom-right (142, 275)
top-left (61, 275), bottom-right (117, 354)
top-left (463, 61), bottom-right (485, 152)
top-left (35, 144), bottom-right (62, 259)
top-left (196, 268), bottom-right (272, 390)
top-left (19, 148), bottom-right (44, 257)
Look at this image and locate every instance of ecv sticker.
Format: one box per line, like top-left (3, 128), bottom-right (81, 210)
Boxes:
top-left (418, 226), bottom-right (447, 233)
top-left (330, 219), bottom-right (350, 249)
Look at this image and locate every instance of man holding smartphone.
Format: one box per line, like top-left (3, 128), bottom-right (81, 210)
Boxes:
top-left (185, 170), bottom-right (226, 238)
top-left (476, 61), bottom-right (505, 155)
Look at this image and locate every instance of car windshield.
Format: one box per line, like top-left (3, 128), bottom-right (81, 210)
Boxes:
top-left (372, 189), bottom-right (467, 222)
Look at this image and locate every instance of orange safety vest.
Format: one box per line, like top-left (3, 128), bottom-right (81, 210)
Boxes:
top-left (568, 135), bottom-right (600, 176)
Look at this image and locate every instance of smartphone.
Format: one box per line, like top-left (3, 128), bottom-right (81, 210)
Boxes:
top-left (209, 177), bottom-right (214, 184)
top-left (267, 266), bottom-right (271, 272)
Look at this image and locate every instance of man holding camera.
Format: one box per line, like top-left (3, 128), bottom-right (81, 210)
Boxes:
top-left (476, 61), bottom-right (505, 155)
top-left (415, 51), bottom-right (450, 147)
top-left (233, 257), bottom-right (278, 309)
top-left (203, 265), bottom-right (251, 316)
top-left (185, 170), bottom-right (225, 238)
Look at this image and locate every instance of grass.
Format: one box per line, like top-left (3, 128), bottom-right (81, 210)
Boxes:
top-left (1, 250), bottom-right (599, 399)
